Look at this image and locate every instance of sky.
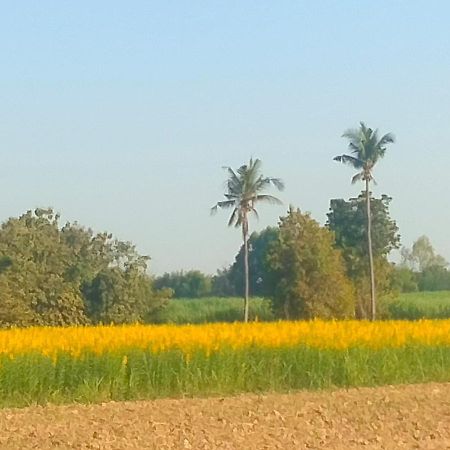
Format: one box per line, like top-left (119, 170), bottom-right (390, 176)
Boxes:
top-left (1, 1), bottom-right (449, 274)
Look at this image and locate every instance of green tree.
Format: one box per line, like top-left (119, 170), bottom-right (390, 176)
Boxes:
top-left (0, 209), bottom-right (87, 325)
top-left (0, 208), bottom-right (166, 327)
top-left (211, 268), bottom-right (236, 297)
top-left (334, 122), bottom-right (395, 320)
top-left (390, 266), bottom-right (418, 293)
top-left (267, 207), bottom-right (355, 320)
top-left (211, 158), bottom-right (284, 322)
top-left (327, 194), bottom-right (400, 318)
top-left (417, 266), bottom-right (450, 291)
top-left (401, 235), bottom-right (447, 272)
top-left (154, 270), bottom-right (212, 298)
top-left (228, 227), bottom-right (279, 297)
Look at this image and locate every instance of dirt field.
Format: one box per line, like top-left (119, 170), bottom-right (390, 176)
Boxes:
top-left (0, 383), bottom-right (449, 449)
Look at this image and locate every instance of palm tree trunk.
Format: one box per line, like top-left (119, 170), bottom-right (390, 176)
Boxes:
top-left (366, 179), bottom-right (376, 321)
top-left (243, 216), bottom-right (249, 323)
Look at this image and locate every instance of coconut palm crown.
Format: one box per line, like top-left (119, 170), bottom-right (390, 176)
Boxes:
top-left (334, 122), bottom-right (395, 184)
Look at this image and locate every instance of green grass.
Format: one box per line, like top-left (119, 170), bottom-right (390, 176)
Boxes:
top-left (1, 345), bottom-right (449, 408)
top-left (386, 291), bottom-right (450, 320)
top-left (151, 292), bottom-right (450, 324)
top-left (150, 297), bottom-right (275, 324)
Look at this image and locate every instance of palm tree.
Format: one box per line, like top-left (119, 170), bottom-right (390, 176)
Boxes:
top-left (334, 122), bottom-right (395, 321)
top-left (212, 158), bottom-right (284, 322)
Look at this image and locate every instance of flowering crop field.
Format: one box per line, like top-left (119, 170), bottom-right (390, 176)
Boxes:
top-left (1, 320), bottom-right (449, 407)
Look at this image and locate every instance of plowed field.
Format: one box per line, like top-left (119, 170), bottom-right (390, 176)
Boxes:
top-left (1, 383), bottom-right (449, 449)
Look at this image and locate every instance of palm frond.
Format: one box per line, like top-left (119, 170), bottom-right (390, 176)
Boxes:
top-left (255, 176), bottom-right (285, 192)
top-left (341, 128), bottom-right (360, 141)
top-left (378, 132), bottom-right (395, 146)
top-left (211, 200), bottom-right (236, 216)
top-left (351, 172), bottom-right (363, 184)
top-left (250, 207), bottom-right (260, 221)
top-left (249, 158), bottom-right (262, 172)
top-left (348, 142), bottom-right (361, 154)
top-left (334, 154), bottom-right (364, 169)
top-left (270, 177), bottom-right (285, 191)
top-left (224, 193), bottom-right (239, 200)
top-left (227, 208), bottom-right (239, 226)
top-left (224, 166), bottom-right (240, 184)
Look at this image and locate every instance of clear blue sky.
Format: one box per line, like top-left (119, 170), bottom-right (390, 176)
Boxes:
top-left (1, 1), bottom-right (449, 274)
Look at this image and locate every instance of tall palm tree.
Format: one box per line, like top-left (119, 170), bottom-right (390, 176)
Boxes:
top-left (334, 122), bottom-right (395, 321)
top-left (212, 158), bottom-right (284, 322)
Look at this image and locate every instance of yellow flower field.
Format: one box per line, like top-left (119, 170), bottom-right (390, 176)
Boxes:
top-left (2, 319), bottom-right (450, 359)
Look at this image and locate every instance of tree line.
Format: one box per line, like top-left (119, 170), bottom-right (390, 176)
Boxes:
top-left (157, 193), bottom-right (401, 319)
top-left (1, 122), bottom-right (448, 327)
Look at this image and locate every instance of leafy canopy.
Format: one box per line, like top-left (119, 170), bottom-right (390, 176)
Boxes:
top-left (211, 158), bottom-right (284, 234)
top-left (0, 208), bottom-right (167, 327)
top-left (267, 207), bottom-right (355, 320)
top-left (334, 122), bottom-right (395, 184)
top-left (327, 195), bottom-right (400, 317)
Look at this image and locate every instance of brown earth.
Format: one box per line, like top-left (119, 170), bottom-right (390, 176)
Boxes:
top-left (0, 383), bottom-right (449, 449)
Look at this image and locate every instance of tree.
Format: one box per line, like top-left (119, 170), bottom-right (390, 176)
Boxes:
top-left (401, 235), bottom-right (447, 272)
top-left (327, 194), bottom-right (400, 317)
top-left (390, 265), bottom-right (418, 293)
top-left (228, 227), bottom-right (279, 297)
top-left (0, 208), bottom-right (167, 327)
top-left (417, 265), bottom-right (450, 291)
top-left (211, 267), bottom-right (237, 297)
top-left (267, 207), bottom-right (355, 319)
top-left (154, 270), bottom-right (213, 298)
top-left (334, 122), bottom-right (395, 320)
top-left (211, 158), bottom-right (284, 322)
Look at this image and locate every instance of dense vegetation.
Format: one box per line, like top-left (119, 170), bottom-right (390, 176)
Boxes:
top-left (1, 124), bottom-right (450, 328)
top-left (0, 125), bottom-right (448, 410)
top-left (1, 320), bottom-right (448, 407)
top-left (384, 291), bottom-right (450, 320)
top-left (151, 297), bottom-right (274, 324)
top-left (139, 292), bottom-right (450, 325)
top-left (0, 209), bottom-right (168, 327)
top-left (327, 194), bottom-right (400, 318)
top-left (1, 204), bottom-right (448, 327)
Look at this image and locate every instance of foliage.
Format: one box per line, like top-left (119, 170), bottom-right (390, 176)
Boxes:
top-left (334, 122), bottom-right (395, 185)
top-left (154, 270), bottom-right (212, 298)
top-left (227, 227), bottom-right (278, 297)
top-left (150, 297), bottom-right (274, 324)
top-left (390, 266), bottom-right (418, 293)
top-left (0, 208), bottom-right (166, 327)
top-left (3, 320), bottom-right (450, 359)
top-left (417, 266), bottom-right (450, 292)
top-left (0, 320), bottom-right (449, 406)
top-left (401, 235), bottom-right (447, 272)
top-left (383, 291), bottom-right (450, 320)
top-left (1, 346), bottom-right (450, 407)
top-left (327, 194), bottom-right (400, 267)
top-left (211, 268), bottom-right (237, 297)
top-left (267, 207), bottom-right (355, 319)
top-left (327, 194), bottom-right (400, 318)
top-left (211, 158), bottom-right (284, 232)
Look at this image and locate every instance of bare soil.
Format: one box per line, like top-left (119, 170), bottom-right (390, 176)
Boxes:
top-left (0, 383), bottom-right (449, 449)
